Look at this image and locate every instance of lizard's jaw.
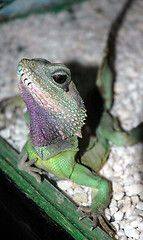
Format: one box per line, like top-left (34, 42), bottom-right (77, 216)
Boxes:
top-left (17, 65), bottom-right (63, 113)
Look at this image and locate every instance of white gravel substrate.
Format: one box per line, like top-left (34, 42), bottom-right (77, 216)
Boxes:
top-left (0, 0), bottom-right (143, 239)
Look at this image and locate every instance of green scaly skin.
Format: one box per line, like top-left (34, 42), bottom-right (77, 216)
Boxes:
top-left (17, 58), bottom-right (111, 233)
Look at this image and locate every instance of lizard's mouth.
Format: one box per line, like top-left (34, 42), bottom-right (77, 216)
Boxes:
top-left (17, 64), bottom-right (66, 113)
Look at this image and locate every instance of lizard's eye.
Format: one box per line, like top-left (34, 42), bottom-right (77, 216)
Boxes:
top-left (51, 67), bottom-right (71, 92)
top-left (53, 74), bottom-right (67, 84)
top-left (31, 62), bottom-right (36, 68)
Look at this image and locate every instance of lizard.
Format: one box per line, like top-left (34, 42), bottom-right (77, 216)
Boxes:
top-left (16, 58), bottom-right (112, 232)
top-left (15, 57), bottom-right (143, 236)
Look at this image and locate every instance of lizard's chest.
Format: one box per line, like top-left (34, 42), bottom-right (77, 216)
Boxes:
top-left (26, 134), bottom-right (79, 178)
top-left (35, 150), bottom-right (77, 179)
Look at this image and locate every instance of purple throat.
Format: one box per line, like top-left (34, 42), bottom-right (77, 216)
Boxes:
top-left (21, 84), bottom-right (60, 147)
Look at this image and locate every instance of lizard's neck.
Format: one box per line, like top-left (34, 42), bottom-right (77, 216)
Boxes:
top-left (21, 85), bottom-right (60, 147)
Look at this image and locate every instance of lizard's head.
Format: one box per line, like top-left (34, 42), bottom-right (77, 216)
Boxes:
top-left (17, 58), bottom-right (86, 143)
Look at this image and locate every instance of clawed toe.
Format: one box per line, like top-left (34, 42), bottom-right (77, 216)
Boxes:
top-left (18, 153), bottom-right (43, 183)
top-left (77, 206), bottom-right (116, 237)
top-left (77, 206), bottom-right (92, 220)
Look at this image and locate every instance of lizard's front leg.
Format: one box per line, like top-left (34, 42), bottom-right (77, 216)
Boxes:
top-left (18, 143), bottom-right (43, 183)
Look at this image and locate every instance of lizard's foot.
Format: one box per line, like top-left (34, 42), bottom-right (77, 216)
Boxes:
top-left (18, 153), bottom-right (43, 183)
top-left (77, 206), bottom-right (116, 237)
